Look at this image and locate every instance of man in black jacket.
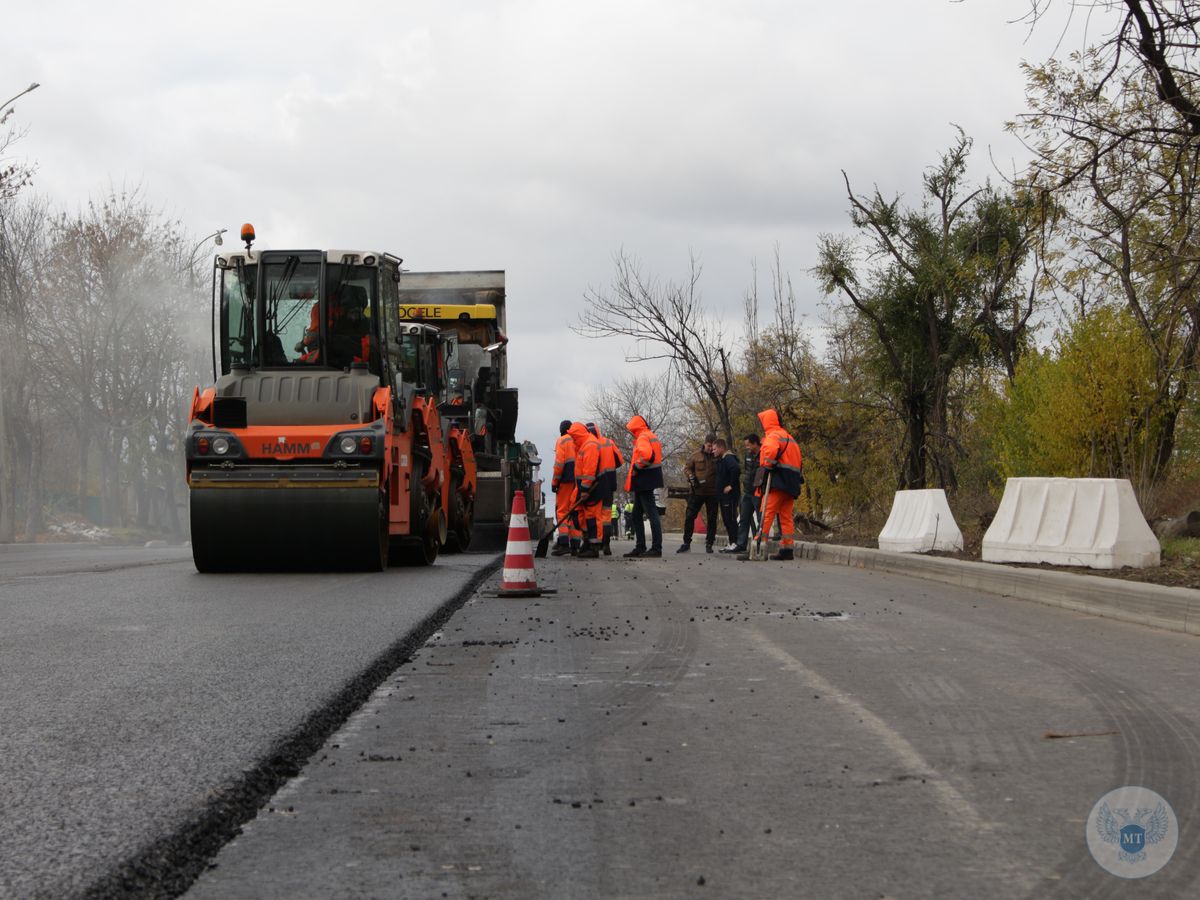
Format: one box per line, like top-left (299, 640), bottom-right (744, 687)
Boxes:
top-left (712, 438), bottom-right (740, 547)
top-left (721, 433), bottom-right (761, 553)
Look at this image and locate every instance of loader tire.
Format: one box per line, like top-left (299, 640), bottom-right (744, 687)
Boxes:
top-left (443, 476), bottom-right (473, 553)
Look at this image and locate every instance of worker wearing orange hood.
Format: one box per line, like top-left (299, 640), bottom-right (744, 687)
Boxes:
top-left (622, 415), bottom-right (664, 558)
top-left (568, 422), bottom-right (604, 558)
top-left (550, 419), bottom-right (581, 556)
top-left (743, 408), bottom-right (803, 561)
top-left (587, 422), bottom-right (624, 556)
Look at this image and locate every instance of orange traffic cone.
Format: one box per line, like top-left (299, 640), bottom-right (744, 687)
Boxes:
top-left (496, 491), bottom-right (554, 597)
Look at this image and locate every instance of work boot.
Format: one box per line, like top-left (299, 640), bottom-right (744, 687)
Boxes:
top-left (642, 548), bottom-right (662, 558)
top-left (602, 536), bottom-right (612, 556)
top-left (769, 547), bottom-right (795, 561)
top-left (550, 544), bottom-right (571, 557)
top-left (676, 543), bottom-right (690, 553)
top-left (623, 547), bottom-right (645, 558)
top-left (577, 541), bottom-right (599, 559)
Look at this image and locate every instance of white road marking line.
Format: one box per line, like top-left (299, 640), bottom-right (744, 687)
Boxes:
top-left (748, 630), bottom-right (994, 834)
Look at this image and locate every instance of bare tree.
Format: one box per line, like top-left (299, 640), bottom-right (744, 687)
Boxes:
top-left (585, 371), bottom-right (694, 479)
top-left (0, 86), bottom-right (41, 541)
top-left (575, 250), bottom-right (738, 445)
top-left (0, 198), bottom-right (50, 540)
top-left (36, 189), bottom-right (207, 532)
top-left (735, 245), bottom-right (822, 431)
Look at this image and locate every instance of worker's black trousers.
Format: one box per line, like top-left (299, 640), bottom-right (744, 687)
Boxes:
top-left (735, 491), bottom-right (758, 549)
top-left (719, 496), bottom-right (739, 544)
top-left (631, 489), bottom-right (662, 552)
top-left (682, 493), bottom-right (719, 548)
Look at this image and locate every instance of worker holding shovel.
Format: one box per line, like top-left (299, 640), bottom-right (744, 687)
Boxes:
top-left (738, 409), bottom-right (803, 561)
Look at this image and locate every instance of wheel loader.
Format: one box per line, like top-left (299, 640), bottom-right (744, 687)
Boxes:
top-left (395, 270), bottom-right (544, 549)
top-left (184, 225), bottom-right (475, 572)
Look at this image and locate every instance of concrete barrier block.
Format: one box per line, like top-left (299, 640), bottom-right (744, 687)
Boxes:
top-left (982, 478), bottom-right (1160, 569)
top-left (878, 489), bottom-right (964, 553)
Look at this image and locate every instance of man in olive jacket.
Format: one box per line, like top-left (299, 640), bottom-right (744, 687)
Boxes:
top-left (678, 433), bottom-right (719, 553)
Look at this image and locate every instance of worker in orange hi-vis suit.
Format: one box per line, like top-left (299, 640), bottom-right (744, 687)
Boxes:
top-left (743, 408), bottom-right (803, 561)
top-left (622, 414), bottom-right (664, 557)
top-left (550, 419), bottom-right (581, 556)
top-left (586, 422), bottom-right (624, 556)
top-left (568, 422), bottom-right (604, 559)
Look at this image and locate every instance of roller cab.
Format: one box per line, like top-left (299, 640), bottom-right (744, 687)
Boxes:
top-left (186, 241), bottom-right (472, 572)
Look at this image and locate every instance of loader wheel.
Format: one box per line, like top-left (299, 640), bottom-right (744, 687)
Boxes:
top-left (395, 522), bottom-right (440, 566)
top-left (394, 460), bottom-right (441, 566)
top-left (443, 477), bottom-right (473, 553)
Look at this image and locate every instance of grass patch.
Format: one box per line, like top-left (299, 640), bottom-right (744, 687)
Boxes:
top-left (1159, 536), bottom-right (1200, 561)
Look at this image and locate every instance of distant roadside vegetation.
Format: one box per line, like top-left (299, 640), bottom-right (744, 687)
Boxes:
top-left (580, 2), bottom-right (1200, 542)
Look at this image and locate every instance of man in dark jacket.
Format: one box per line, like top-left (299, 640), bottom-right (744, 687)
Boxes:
top-left (713, 438), bottom-right (740, 546)
top-left (722, 433), bottom-right (761, 553)
top-left (678, 433), bottom-right (719, 553)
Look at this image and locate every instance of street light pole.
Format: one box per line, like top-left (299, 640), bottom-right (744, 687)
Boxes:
top-left (186, 229), bottom-right (227, 287)
top-left (0, 82), bottom-right (41, 117)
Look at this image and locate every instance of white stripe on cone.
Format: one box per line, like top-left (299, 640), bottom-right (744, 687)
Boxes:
top-left (503, 568), bottom-right (537, 585)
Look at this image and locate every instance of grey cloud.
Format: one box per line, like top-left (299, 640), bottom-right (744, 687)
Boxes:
top-left (6, 0), bottom-right (1085, 468)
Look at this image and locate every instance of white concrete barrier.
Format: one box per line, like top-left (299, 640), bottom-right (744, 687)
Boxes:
top-left (877, 489), bottom-right (964, 553)
top-left (982, 477), bottom-right (1160, 569)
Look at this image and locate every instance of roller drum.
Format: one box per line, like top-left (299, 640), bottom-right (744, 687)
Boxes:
top-left (190, 484), bottom-right (384, 572)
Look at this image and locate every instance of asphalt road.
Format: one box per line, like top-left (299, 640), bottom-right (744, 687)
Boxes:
top-left (186, 539), bottom-right (1200, 899)
top-left (0, 544), bottom-right (499, 899)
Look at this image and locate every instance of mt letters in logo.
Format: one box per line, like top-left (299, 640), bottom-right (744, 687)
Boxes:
top-left (1086, 786), bottom-right (1178, 878)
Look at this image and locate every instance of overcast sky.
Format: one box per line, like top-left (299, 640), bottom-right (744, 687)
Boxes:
top-left (6, 0), bottom-right (1087, 467)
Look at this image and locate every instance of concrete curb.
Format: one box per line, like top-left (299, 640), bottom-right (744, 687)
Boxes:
top-left (795, 541), bottom-right (1200, 637)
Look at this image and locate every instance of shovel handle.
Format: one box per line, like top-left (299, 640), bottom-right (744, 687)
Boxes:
top-left (535, 490), bottom-right (592, 557)
top-left (753, 470), bottom-right (772, 557)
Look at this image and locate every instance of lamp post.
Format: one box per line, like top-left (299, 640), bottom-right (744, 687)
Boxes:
top-left (185, 229), bottom-right (227, 287)
top-left (0, 82), bottom-right (40, 116)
